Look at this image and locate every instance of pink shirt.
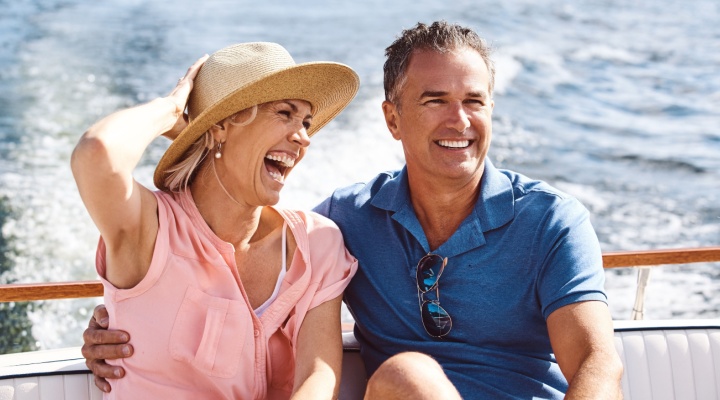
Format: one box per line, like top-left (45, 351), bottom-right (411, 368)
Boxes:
top-left (96, 190), bottom-right (357, 399)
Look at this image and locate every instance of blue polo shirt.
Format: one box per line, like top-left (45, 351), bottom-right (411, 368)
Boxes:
top-left (314, 160), bottom-right (607, 399)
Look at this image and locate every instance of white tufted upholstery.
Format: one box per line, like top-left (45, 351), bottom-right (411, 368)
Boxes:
top-left (614, 320), bottom-right (720, 400)
top-left (1, 321), bottom-right (718, 400)
top-left (0, 348), bottom-right (101, 400)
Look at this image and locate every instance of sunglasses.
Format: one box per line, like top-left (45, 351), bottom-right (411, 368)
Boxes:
top-left (416, 253), bottom-right (452, 338)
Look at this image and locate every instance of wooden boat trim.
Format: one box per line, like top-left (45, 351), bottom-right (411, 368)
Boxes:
top-left (0, 281), bottom-right (103, 302)
top-left (1, 247), bottom-right (719, 303)
top-left (602, 246), bottom-right (720, 268)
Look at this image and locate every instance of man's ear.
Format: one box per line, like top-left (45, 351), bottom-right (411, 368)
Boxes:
top-left (382, 100), bottom-right (402, 141)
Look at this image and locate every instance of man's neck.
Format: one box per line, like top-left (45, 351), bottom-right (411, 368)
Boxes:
top-left (407, 168), bottom-right (483, 251)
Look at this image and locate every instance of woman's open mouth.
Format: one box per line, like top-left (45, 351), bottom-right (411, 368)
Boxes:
top-left (264, 153), bottom-right (296, 182)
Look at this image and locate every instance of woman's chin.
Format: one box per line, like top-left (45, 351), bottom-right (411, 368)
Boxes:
top-left (257, 190), bottom-right (281, 207)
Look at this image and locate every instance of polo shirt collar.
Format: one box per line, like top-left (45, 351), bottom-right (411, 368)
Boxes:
top-left (370, 159), bottom-right (514, 257)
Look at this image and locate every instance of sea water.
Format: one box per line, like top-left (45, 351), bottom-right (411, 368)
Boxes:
top-left (0, 0), bottom-right (718, 349)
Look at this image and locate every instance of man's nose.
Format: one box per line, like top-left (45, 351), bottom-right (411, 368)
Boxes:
top-left (446, 102), bottom-right (470, 132)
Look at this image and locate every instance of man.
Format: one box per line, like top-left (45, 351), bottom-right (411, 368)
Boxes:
top-left (83, 21), bottom-right (622, 399)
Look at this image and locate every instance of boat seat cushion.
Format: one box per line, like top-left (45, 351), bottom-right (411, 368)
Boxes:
top-left (1, 321), bottom-right (719, 400)
top-left (613, 320), bottom-right (720, 400)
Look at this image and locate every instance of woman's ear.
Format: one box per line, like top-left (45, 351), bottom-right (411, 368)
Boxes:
top-left (208, 121), bottom-right (228, 145)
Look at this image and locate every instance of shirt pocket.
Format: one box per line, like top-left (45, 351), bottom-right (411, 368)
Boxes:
top-left (169, 286), bottom-right (252, 378)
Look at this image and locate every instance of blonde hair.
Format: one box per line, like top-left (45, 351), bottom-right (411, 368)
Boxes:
top-left (162, 105), bottom-right (258, 191)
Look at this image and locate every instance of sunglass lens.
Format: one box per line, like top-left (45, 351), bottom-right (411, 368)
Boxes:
top-left (421, 301), bottom-right (452, 337)
top-left (416, 254), bottom-right (445, 292)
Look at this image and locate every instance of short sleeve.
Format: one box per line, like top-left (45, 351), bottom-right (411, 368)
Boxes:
top-left (536, 197), bottom-right (607, 319)
top-left (94, 191), bottom-right (171, 298)
top-left (304, 211), bottom-right (358, 310)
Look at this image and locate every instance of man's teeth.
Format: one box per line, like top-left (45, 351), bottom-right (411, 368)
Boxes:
top-left (265, 154), bottom-right (295, 167)
top-left (438, 140), bottom-right (470, 148)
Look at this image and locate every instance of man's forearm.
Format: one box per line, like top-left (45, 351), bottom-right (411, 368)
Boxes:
top-left (564, 350), bottom-right (623, 399)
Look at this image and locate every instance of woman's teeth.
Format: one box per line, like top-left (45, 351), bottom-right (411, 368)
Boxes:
top-left (265, 154), bottom-right (295, 167)
top-left (265, 154), bottom-right (296, 182)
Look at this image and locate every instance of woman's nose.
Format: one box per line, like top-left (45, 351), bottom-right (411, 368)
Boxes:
top-left (291, 127), bottom-right (311, 148)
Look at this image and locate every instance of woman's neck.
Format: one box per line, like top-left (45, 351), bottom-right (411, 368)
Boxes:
top-left (190, 162), bottom-right (266, 249)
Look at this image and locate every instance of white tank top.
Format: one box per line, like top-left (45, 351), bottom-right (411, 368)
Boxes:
top-left (253, 221), bottom-right (288, 317)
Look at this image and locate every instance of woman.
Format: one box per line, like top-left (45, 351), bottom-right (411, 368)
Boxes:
top-left (71, 42), bottom-right (359, 399)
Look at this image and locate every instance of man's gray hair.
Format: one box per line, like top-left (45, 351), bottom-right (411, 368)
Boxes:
top-left (383, 21), bottom-right (495, 105)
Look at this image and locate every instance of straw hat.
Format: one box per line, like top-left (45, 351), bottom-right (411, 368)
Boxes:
top-left (153, 42), bottom-right (360, 190)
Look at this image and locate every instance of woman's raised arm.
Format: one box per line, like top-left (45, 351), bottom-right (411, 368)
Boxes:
top-left (70, 55), bottom-right (207, 288)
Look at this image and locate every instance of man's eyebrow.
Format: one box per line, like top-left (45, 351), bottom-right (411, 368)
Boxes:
top-left (419, 90), bottom-right (489, 99)
top-left (467, 91), bottom-right (489, 99)
top-left (419, 90), bottom-right (448, 99)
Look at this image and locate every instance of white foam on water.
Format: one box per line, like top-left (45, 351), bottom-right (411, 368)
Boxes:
top-left (1, 0), bottom-right (718, 349)
top-left (492, 53), bottom-right (522, 96)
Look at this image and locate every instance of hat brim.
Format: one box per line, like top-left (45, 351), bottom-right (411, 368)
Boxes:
top-left (153, 61), bottom-right (359, 190)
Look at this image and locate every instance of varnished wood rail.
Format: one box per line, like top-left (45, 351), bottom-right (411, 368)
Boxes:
top-left (1, 247), bottom-right (718, 303)
top-left (0, 281), bottom-right (103, 302)
top-left (602, 247), bottom-right (720, 269)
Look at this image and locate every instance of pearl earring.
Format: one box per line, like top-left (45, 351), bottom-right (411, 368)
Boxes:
top-left (215, 142), bottom-right (223, 159)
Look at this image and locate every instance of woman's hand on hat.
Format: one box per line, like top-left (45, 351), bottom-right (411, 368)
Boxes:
top-left (163, 54), bottom-right (210, 140)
